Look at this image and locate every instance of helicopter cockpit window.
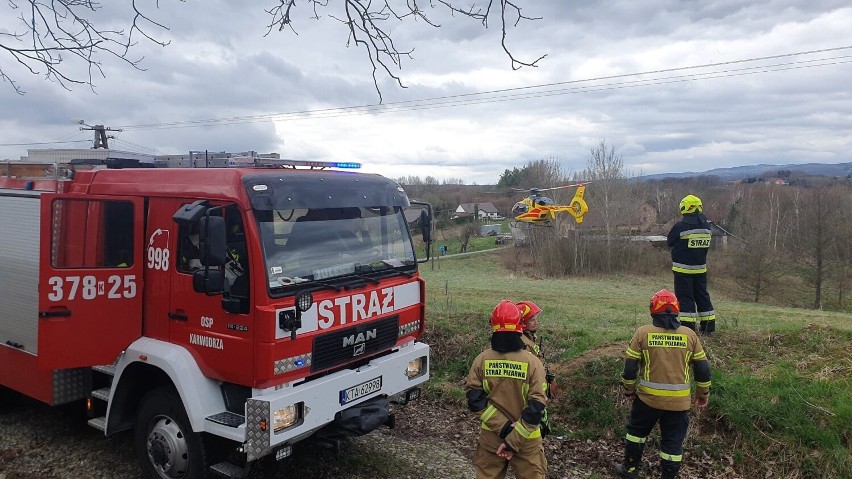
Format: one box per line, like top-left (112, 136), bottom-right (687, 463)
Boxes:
top-left (536, 197), bottom-right (555, 206)
top-left (512, 202), bottom-right (529, 216)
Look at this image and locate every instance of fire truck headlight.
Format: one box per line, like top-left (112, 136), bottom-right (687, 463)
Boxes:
top-left (273, 403), bottom-right (302, 433)
top-left (406, 356), bottom-right (426, 379)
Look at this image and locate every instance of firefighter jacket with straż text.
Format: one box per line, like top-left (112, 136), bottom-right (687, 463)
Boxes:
top-left (621, 324), bottom-right (711, 411)
top-left (466, 348), bottom-right (548, 453)
top-left (667, 212), bottom-right (712, 274)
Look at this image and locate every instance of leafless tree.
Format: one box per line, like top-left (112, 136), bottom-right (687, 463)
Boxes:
top-left (0, 0), bottom-right (178, 94)
top-left (826, 184), bottom-right (852, 309)
top-left (266, 1), bottom-right (545, 101)
top-left (584, 139), bottom-right (624, 271)
top-left (793, 185), bottom-right (846, 309)
top-left (728, 186), bottom-right (787, 303)
top-left (517, 157), bottom-right (564, 189)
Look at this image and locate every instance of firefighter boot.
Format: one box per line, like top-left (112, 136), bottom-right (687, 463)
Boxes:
top-left (614, 462), bottom-right (640, 479)
top-left (660, 459), bottom-right (680, 479)
top-left (614, 441), bottom-right (643, 478)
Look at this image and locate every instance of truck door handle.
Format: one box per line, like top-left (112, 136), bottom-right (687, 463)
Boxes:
top-left (168, 311), bottom-right (188, 321)
top-left (39, 309), bottom-right (72, 318)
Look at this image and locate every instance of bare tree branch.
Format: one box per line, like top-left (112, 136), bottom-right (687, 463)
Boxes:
top-left (265, 0), bottom-right (544, 101)
top-left (0, 0), bottom-right (179, 94)
top-left (2, 1), bottom-right (543, 97)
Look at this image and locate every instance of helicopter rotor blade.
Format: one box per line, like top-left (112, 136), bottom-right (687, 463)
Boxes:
top-left (535, 181), bottom-right (591, 192)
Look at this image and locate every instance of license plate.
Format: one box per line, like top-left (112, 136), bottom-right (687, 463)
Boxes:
top-left (340, 377), bottom-right (382, 405)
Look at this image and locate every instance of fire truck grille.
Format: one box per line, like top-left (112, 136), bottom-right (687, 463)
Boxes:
top-left (311, 315), bottom-right (399, 372)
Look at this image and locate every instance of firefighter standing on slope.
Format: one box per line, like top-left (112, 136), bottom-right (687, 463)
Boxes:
top-left (516, 301), bottom-right (556, 434)
top-left (615, 289), bottom-right (712, 479)
top-left (466, 300), bottom-right (549, 479)
top-left (667, 194), bottom-right (716, 333)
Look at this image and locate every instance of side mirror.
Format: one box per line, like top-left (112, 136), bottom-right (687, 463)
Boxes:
top-left (193, 269), bottom-right (225, 294)
top-left (410, 201), bottom-right (433, 264)
top-left (200, 215), bottom-right (227, 266)
top-left (172, 200), bottom-right (208, 223)
top-left (419, 209), bottom-right (432, 243)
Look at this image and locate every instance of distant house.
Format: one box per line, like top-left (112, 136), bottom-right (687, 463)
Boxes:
top-left (452, 202), bottom-right (500, 220)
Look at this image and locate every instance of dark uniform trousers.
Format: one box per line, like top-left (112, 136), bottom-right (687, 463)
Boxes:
top-left (673, 272), bottom-right (715, 333)
top-left (625, 398), bottom-right (688, 478)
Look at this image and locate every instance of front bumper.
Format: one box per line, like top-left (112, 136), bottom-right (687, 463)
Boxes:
top-left (244, 341), bottom-right (429, 461)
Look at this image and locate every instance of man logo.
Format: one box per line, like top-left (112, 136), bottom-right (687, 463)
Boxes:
top-left (342, 329), bottom-right (377, 347)
top-left (353, 343), bottom-right (366, 356)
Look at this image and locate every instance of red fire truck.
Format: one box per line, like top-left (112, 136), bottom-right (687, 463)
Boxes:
top-left (0, 159), bottom-right (432, 478)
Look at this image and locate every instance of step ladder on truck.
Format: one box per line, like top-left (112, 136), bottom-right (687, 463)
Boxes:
top-left (0, 159), bottom-right (433, 478)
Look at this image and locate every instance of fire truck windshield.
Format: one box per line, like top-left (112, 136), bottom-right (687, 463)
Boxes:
top-left (256, 206), bottom-right (416, 290)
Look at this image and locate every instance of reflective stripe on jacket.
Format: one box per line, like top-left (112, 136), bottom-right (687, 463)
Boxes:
top-left (466, 348), bottom-right (548, 452)
top-left (623, 325), bottom-right (710, 411)
top-left (667, 213), bottom-right (712, 274)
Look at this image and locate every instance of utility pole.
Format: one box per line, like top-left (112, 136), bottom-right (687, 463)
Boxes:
top-left (79, 124), bottom-right (122, 149)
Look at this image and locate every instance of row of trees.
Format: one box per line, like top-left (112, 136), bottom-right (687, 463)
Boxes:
top-left (403, 143), bottom-right (852, 312)
top-left (725, 183), bottom-right (851, 309)
top-left (516, 152), bottom-right (852, 312)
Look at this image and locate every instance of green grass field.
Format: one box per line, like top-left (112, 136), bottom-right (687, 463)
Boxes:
top-left (420, 251), bottom-right (852, 478)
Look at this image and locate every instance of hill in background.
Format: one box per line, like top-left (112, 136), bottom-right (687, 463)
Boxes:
top-left (640, 161), bottom-right (852, 181)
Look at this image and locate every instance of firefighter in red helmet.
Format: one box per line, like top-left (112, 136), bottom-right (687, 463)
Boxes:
top-left (516, 300), bottom-right (556, 407)
top-left (615, 289), bottom-right (711, 479)
top-left (516, 301), bottom-right (543, 357)
top-left (466, 300), bottom-right (549, 479)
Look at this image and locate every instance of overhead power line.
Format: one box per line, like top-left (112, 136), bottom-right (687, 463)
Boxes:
top-left (114, 45), bottom-right (852, 131)
top-left (0, 139), bottom-right (91, 147)
top-left (111, 137), bottom-right (160, 155)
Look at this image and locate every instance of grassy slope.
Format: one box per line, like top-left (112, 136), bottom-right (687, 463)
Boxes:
top-left (420, 252), bottom-right (852, 478)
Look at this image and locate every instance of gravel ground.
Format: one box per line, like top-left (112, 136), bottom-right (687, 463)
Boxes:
top-left (1, 388), bottom-right (738, 479)
top-left (0, 392), bottom-right (479, 479)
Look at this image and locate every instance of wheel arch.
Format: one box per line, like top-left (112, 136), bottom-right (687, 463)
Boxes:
top-left (106, 337), bottom-right (225, 435)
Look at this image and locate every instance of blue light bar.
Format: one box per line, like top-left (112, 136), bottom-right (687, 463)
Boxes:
top-left (250, 158), bottom-right (362, 169)
top-left (330, 162), bottom-right (361, 169)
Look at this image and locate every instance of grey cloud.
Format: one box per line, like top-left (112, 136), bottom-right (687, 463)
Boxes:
top-left (2, 1), bottom-right (851, 185)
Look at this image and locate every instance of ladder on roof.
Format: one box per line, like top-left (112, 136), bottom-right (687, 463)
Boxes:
top-left (1, 161), bottom-right (75, 179)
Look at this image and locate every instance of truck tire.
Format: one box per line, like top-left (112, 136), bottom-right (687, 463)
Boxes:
top-left (135, 387), bottom-right (210, 479)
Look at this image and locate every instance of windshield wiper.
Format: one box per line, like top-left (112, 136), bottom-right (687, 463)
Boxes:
top-left (271, 277), bottom-right (343, 293)
top-left (310, 279), bottom-right (345, 292)
top-left (345, 271), bottom-right (381, 286)
top-left (380, 259), bottom-right (414, 278)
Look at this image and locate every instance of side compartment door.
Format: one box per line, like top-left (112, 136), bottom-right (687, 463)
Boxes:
top-left (38, 194), bottom-right (144, 369)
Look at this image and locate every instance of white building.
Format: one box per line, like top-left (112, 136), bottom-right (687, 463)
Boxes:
top-left (22, 148), bottom-right (155, 166)
top-left (452, 202), bottom-right (501, 220)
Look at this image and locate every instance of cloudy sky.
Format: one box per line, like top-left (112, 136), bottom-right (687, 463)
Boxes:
top-left (1, 1), bottom-right (850, 185)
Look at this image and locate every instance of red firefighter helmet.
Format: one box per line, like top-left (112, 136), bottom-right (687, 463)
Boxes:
top-left (491, 300), bottom-right (523, 333)
top-left (650, 289), bottom-right (680, 315)
top-left (516, 300), bottom-right (542, 325)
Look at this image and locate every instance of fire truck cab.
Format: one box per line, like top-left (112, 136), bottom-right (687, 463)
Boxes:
top-left (0, 160), bottom-right (432, 478)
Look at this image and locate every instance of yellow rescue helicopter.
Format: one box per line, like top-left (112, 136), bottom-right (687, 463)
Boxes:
top-left (510, 183), bottom-right (589, 226)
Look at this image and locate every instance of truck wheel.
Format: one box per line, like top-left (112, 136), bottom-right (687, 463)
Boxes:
top-left (135, 387), bottom-right (209, 479)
